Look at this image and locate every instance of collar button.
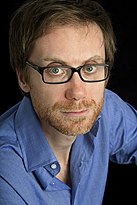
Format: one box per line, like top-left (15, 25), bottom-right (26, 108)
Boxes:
top-left (50, 163), bottom-right (57, 170)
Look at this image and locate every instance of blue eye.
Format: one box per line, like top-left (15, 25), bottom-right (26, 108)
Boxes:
top-left (85, 66), bottom-right (94, 72)
top-left (45, 66), bottom-right (65, 77)
top-left (51, 67), bottom-right (60, 74)
top-left (83, 65), bottom-right (97, 74)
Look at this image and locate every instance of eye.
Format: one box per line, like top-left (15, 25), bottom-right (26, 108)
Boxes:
top-left (85, 66), bottom-right (93, 72)
top-left (83, 64), bottom-right (97, 74)
top-left (50, 67), bottom-right (60, 74)
top-left (45, 66), bottom-right (65, 76)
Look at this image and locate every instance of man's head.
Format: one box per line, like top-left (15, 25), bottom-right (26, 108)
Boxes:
top-left (9, 0), bottom-right (116, 136)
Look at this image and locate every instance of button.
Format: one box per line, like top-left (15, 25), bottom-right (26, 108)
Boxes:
top-left (50, 163), bottom-right (57, 170)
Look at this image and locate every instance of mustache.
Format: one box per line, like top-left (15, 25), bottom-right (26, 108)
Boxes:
top-left (52, 99), bottom-right (96, 111)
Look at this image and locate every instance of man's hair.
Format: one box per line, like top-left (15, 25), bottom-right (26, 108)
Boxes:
top-left (9, 0), bottom-right (116, 75)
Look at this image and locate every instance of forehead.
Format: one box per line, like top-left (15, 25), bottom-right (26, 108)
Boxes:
top-left (30, 23), bottom-right (105, 63)
top-left (39, 23), bottom-right (104, 45)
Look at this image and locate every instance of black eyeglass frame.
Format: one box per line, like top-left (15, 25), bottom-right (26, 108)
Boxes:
top-left (26, 60), bottom-right (110, 84)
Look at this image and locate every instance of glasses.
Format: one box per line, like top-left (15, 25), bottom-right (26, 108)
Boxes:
top-left (26, 60), bottom-right (110, 84)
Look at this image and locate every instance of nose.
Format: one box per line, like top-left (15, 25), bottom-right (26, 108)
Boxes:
top-left (65, 73), bottom-right (86, 101)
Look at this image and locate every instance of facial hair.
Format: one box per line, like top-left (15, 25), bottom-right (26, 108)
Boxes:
top-left (32, 97), bottom-right (104, 136)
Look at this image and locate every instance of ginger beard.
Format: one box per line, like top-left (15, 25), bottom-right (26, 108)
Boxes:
top-left (32, 97), bottom-right (104, 136)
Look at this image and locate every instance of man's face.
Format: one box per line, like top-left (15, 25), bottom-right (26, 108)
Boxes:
top-left (19, 24), bottom-right (106, 136)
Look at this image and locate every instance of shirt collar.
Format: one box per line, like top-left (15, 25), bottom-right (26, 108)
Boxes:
top-left (15, 96), bottom-right (57, 172)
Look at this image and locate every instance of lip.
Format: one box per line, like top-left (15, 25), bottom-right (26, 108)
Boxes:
top-left (62, 109), bottom-right (88, 117)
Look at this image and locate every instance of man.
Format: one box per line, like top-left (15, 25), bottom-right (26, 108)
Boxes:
top-left (0, 0), bottom-right (137, 204)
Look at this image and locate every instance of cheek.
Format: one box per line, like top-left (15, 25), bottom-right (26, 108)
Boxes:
top-left (87, 82), bottom-right (105, 101)
top-left (29, 82), bottom-right (65, 107)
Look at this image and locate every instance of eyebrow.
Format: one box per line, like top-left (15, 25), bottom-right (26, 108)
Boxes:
top-left (84, 56), bottom-right (105, 64)
top-left (43, 57), bottom-right (67, 65)
top-left (42, 55), bottom-right (105, 65)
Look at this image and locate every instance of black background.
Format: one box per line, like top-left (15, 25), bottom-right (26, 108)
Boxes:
top-left (0, 1), bottom-right (137, 204)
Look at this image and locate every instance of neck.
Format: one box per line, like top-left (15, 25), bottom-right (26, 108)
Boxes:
top-left (42, 122), bottom-right (76, 159)
top-left (46, 131), bottom-right (76, 164)
top-left (42, 123), bottom-right (76, 186)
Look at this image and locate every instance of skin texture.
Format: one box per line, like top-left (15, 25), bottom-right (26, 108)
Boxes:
top-left (17, 23), bottom-right (106, 183)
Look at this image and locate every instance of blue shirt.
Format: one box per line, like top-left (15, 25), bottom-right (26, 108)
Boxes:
top-left (0, 89), bottom-right (137, 205)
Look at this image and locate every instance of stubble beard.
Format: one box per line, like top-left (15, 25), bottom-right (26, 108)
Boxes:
top-left (34, 98), bottom-right (104, 136)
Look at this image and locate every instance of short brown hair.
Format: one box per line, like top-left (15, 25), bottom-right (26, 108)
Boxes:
top-left (9, 0), bottom-right (116, 75)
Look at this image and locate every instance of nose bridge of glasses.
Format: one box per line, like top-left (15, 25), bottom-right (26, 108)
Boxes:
top-left (69, 65), bottom-right (85, 83)
top-left (71, 65), bottom-right (82, 73)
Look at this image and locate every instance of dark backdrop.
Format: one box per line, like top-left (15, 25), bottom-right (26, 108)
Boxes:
top-left (0, 1), bottom-right (137, 204)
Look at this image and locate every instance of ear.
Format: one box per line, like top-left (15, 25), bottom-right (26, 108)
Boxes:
top-left (16, 69), bottom-right (30, 93)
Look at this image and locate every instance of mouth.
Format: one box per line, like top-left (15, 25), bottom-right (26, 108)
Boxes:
top-left (62, 109), bottom-right (89, 117)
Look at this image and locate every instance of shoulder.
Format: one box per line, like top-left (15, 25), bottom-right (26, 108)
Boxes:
top-left (103, 89), bottom-right (137, 118)
top-left (102, 89), bottom-right (137, 150)
top-left (102, 89), bottom-right (137, 140)
top-left (104, 89), bottom-right (126, 105)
